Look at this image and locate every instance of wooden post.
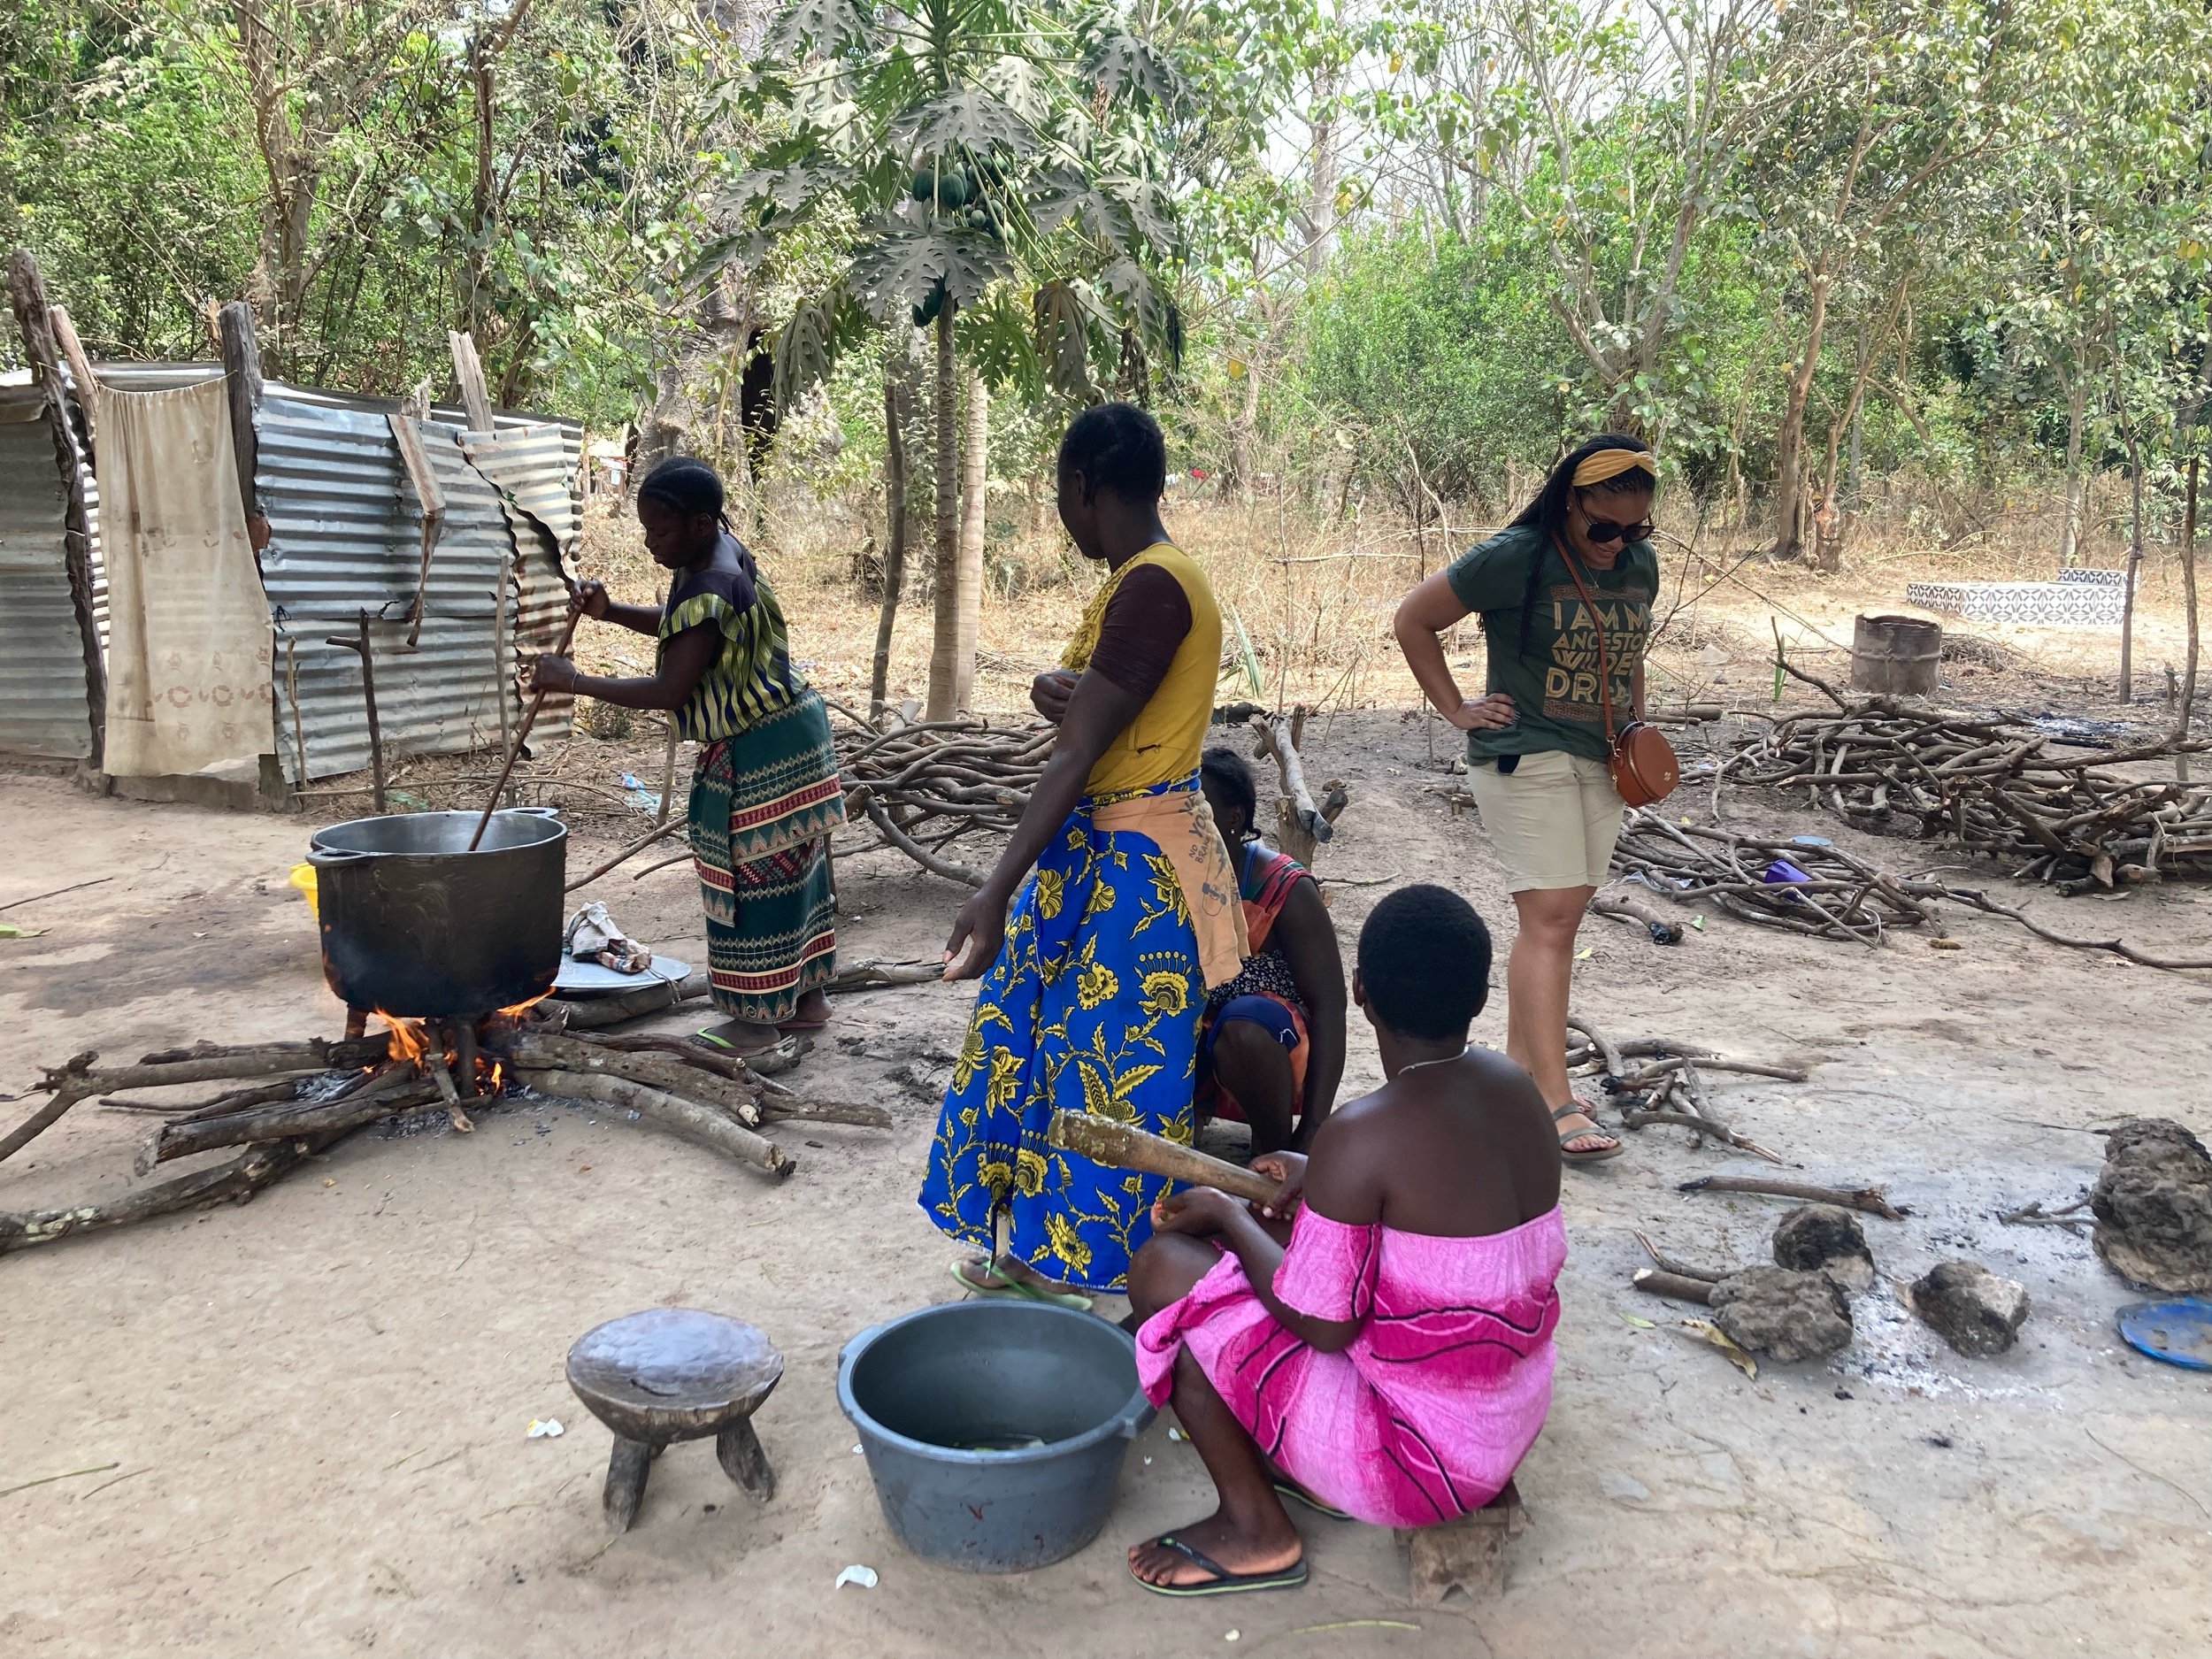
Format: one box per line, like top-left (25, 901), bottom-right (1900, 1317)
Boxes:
top-left (217, 303), bottom-right (264, 532)
top-left (326, 611), bottom-right (387, 812)
top-left (448, 330), bottom-right (495, 433)
top-left (2119, 428), bottom-right (2145, 704)
top-left (7, 249), bottom-right (106, 769)
top-left (47, 305), bottom-right (98, 458)
top-left (386, 412), bottom-right (448, 648)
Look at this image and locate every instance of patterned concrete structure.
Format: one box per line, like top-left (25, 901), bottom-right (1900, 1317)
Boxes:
top-left (1905, 570), bottom-right (2127, 627)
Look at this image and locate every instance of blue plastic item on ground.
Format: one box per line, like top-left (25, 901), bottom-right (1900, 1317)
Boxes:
top-left (2117, 1297), bottom-right (2212, 1371)
top-left (1762, 859), bottom-right (1813, 886)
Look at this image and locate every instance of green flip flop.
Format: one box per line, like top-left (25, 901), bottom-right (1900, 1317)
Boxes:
top-left (948, 1258), bottom-right (1094, 1313)
top-left (1129, 1534), bottom-right (1308, 1598)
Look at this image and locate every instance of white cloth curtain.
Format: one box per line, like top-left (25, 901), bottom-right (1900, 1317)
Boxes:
top-left (96, 379), bottom-right (272, 777)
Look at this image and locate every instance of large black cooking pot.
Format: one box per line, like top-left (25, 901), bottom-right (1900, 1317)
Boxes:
top-left (307, 808), bottom-right (567, 1017)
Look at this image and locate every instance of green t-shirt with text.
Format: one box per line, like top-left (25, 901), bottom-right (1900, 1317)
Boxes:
top-left (1443, 523), bottom-right (1659, 764)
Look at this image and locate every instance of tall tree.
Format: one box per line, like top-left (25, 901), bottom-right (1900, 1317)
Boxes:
top-left (728, 0), bottom-right (1186, 716)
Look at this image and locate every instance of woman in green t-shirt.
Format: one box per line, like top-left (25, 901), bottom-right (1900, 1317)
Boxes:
top-left (1391, 435), bottom-right (1659, 1164)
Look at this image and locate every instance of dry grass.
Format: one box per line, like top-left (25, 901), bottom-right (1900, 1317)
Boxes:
top-left (569, 480), bottom-right (2204, 723)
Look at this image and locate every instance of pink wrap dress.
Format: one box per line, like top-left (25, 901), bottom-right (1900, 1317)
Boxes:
top-left (1134, 1203), bottom-right (1566, 1527)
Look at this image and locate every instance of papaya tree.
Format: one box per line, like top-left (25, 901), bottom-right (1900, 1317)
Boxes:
top-left (721, 0), bottom-right (1187, 718)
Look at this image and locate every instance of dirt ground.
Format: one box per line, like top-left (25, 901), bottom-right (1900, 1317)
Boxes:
top-left (6, 673), bottom-right (2212, 1659)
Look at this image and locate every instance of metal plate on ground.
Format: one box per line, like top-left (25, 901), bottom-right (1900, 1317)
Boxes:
top-left (553, 954), bottom-right (691, 995)
top-left (2117, 1298), bottom-right (2212, 1371)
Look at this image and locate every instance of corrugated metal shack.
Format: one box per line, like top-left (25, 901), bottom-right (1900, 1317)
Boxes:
top-left (0, 337), bottom-right (584, 798)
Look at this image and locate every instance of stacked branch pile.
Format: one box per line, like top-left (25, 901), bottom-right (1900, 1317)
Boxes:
top-left (1718, 674), bottom-right (2211, 889)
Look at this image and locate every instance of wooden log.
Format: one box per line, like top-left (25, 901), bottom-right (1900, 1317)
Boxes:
top-left (1, 1132), bottom-right (345, 1257)
top-left (448, 329), bottom-right (495, 432)
top-left (2, 1042), bottom-right (378, 1166)
top-left (96, 1079), bottom-right (302, 1118)
top-left (137, 1071), bottom-right (434, 1173)
top-left (503, 1031), bottom-right (765, 1126)
top-left (863, 798), bottom-right (987, 887)
top-left (549, 971), bottom-right (710, 1028)
top-left (825, 957), bottom-right (943, 992)
top-left (1631, 1228), bottom-right (1729, 1281)
top-left (1589, 890), bottom-right (1684, 945)
top-left (47, 305), bottom-right (98, 456)
top-left (1678, 1174), bottom-right (1907, 1220)
top-left (387, 412), bottom-right (449, 649)
top-left (1047, 1110), bottom-right (1278, 1204)
top-left (517, 1068), bottom-right (794, 1179)
top-left (1632, 1268), bottom-right (1717, 1305)
top-left (1247, 711), bottom-right (1335, 864)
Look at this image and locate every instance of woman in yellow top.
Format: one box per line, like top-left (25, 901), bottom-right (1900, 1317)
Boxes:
top-left (921, 403), bottom-right (1243, 1306)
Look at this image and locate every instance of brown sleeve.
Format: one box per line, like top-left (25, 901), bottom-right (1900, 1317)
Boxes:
top-left (1087, 565), bottom-right (1192, 698)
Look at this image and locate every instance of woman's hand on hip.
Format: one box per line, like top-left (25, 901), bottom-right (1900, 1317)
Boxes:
top-left (942, 886), bottom-right (1009, 981)
top-left (571, 580), bottom-right (612, 620)
top-left (519, 654), bottom-right (577, 696)
top-left (1447, 692), bottom-right (1517, 731)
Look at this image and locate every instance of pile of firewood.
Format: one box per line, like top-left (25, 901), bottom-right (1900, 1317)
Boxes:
top-left (836, 718), bottom-right (1054, 886)
top-left (1606, 809), bottom-right (2212, 971)
top-left (1716, 669), bottom-right (2211, 887)
top-left (0, 1014), bottom-right (888, 1258)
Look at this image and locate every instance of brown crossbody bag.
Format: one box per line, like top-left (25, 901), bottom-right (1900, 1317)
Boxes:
top-left (1554, 537), bottom-right (1678, 807)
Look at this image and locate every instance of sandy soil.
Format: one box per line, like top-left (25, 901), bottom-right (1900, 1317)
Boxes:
top-left (5, 695), bottom-right (2212, 1657)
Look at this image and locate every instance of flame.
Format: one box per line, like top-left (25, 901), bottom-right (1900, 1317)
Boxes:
top-left (495, 991), bottom-right (551, 1019)
top-left (374, 1011), bottom-right (427, 1064)
top-left (488, 1061), bottom-right (504, 1093)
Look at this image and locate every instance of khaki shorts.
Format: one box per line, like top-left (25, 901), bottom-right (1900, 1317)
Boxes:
top-left (1464, 748), bottom-right (1625, 892)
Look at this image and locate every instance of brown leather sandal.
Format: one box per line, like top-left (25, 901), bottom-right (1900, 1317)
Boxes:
top-left (1552, 1100), bottom-right (1624, 1163)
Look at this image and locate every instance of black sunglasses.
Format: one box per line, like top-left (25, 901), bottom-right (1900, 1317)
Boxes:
top-left (1578, 512), bottom-right (1652, 545)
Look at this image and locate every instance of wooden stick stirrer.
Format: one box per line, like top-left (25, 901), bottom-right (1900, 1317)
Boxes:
top-left (470, 602), bottom-right (581, 849)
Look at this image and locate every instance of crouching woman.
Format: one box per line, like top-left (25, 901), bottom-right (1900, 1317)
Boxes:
top-left (1124, 885), bottom-right (1564, 1596)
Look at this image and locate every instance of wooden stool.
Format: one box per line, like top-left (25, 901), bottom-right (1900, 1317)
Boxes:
top-left (1398, 1479), bottom-right (1525, 1606)
top-left (565, 1308), bottom-right (783, 1532)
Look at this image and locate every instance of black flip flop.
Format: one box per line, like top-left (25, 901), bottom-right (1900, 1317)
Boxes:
top-left (1129, 1533), bottom-right (1308, 1598)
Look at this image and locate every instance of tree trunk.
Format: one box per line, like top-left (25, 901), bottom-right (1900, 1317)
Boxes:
top-left (957, 365), bottom-right (987, 618)
top-left (1223, 357), bottom-right (1262, 502)
top-left (2060, 373), bottom-right (2087, 567)
top-left (2119, 427), bottom-right (2145, 703)
top-left (1301, 64), bottom-right (1341, 273)
top-left (1772, 274), bottom-right (1832, 561)
top-left (871, 374), bottom-right (910, 723)
top-left (2179, 456), bottom-right (2200, 782)
top-left (925, 303), bottom-right (967, 719)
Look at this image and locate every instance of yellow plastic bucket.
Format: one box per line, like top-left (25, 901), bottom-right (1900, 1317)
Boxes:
top-left (288, 862), bottom-right (319, 919)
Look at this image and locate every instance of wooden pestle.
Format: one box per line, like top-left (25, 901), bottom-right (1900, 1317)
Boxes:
top-left (1047, 1110), bottom-right (1279, 1205)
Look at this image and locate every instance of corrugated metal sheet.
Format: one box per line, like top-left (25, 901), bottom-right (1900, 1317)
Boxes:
top-left (0, 386), bottom-right (94, 758)
top-left (458, 423), bottom-right (581, 752)
top-left (260, 396), bottom-right (528, 781)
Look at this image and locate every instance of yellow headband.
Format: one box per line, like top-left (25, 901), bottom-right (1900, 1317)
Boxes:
top-left (1571, 449), bottom-right (1657, 488)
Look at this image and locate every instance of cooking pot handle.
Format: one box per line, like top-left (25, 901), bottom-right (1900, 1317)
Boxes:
top-left (1112, 1391), bottom-right (1157, 1440)
top-left (509, 805), bottom-right (564, 819)
top-left (305, 846), bottom-right (372, 868)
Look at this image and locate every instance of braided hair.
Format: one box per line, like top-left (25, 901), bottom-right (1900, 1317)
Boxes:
top-left (1058, 402), bottom-right (1167, 504)
top-left (637, 457), bottom-right (728, 526)
top-left (1505, 434), bottom-right (1654, 657)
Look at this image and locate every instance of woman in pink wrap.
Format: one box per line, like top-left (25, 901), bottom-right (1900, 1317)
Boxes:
top-left (1125, 884), bottom-right (1565, 1596)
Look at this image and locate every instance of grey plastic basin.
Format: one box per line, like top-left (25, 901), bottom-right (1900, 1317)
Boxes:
top-left (839, 1300), bottom-right (1154, 1573)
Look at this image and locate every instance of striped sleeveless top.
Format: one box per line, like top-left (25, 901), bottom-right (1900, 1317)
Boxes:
top-left (658, 537), bottom-right (804, 741)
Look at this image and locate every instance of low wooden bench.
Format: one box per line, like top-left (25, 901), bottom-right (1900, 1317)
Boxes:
top-left (1397, 1480), bottom-right (1525, 1605)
